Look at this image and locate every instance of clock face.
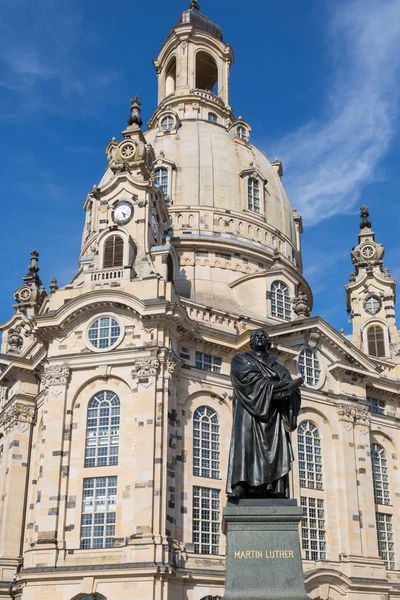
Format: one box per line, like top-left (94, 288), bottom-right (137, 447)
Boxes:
top-left (151, 214), bottom-right (158, 235)
top-left (114, 202), bottom-right (133, 224)
top-left (19, 287), bottom-right (31, 301)
top-left (361, 245), bottom-right (375, 258)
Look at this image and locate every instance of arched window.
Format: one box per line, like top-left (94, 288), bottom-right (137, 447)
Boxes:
top-left (371, 443), bottom-right (390, 505)
top-left (248, 178), bottom-right (260, 213)
top-left (85, 391), bottom-right (120, 467)
top-left (103, 235), bottom-right (123, 269)
top-left (298, 349), bottom-right (321, 387)
top-left (193, 406), bottom-right (220, 479)
top-left (208, 112), bottom-right (217, 123)
top-left (165, 57), bottom-right (176, 96)
top-left (78, 596), bottom-right (107, 600)
top-left (196, 51), bottom-right (218, 93)
top-left (298, 421), bottom-right (322, 490)
top-left (270, 281), bottom-right (291, 320)
top-left (367, 325), bottom-right (386, 357)
top-left (155, 167), bottom-right (168, 199)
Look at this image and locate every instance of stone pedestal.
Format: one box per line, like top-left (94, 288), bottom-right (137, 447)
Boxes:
top-left (223, 499), bottom-right (309, 600)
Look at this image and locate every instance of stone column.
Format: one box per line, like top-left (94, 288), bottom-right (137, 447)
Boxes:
top-left (30, 365), bottom-right (70, 563)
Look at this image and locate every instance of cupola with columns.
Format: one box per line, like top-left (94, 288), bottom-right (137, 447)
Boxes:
top-left (346, 206), bottom-right (400, 363)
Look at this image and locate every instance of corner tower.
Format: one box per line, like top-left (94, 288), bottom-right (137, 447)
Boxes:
top-left (346, 206), bottom-right (400, 363)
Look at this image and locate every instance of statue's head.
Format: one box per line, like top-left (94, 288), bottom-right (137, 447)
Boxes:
top-left (249, 329), bottom-right (271, 352)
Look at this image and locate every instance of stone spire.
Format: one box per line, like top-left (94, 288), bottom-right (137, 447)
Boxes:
top-left (13, 249), bottom-right (46, 315)
top-left (350, 206), bottom-right (384, 278)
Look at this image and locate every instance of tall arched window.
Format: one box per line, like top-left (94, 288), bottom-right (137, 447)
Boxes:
top-left (367, 325), bottom-right (386, 357)
top-left (155, 167), bottom-right (168, 200)
top-left (165, 56), bottom-right (176, 96)
top-left (85, 391), bottom-right (120, 467)
top-left (103, 235), bottom-right (124, 269)
top-left (248, 178), bottom-right (260, 212)
top-left (371, 443), bottom-right (390, 505)
top-left (193, 406), bottom-right (220, 479)
top-left (196, 51), bottom-right (218, 93)
top-left (270, 281), bottom-right (291, 320)
top-left (298, 421), bottom-right (323, 490)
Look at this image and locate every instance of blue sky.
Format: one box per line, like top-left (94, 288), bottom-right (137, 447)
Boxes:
top-left (1, 0), bottom-right (400, 334)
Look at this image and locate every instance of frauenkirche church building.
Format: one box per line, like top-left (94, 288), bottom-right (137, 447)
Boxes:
top-left (1, 3), bottom-right (400, 600)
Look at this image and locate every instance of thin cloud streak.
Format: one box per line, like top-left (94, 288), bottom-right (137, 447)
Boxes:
top-left (270, 0), bottom-right (400, 226)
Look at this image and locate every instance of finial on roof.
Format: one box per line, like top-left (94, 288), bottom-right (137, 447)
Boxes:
top-left (360, 205), bottom-right (371, 230)
top-left (23, 249), bottom-right (42, 287)
top-left (189, 0), bottom-right (200, 11)
top-left (50, 278), bottom-right (58, 294)
top-left (128, 96), bottom-right (143, 128)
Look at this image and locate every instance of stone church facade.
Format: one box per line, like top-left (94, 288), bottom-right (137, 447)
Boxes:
top-left (1, 3), bottom-right (400, 600)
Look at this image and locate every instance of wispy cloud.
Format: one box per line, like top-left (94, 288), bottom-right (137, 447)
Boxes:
top-left (270, 0), bottom-right (400, 225)
top-left (0, 0), bottom-right (120, 116)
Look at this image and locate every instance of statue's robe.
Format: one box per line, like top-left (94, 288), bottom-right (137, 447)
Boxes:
top-left (226, 351), bottom-right (301, 497)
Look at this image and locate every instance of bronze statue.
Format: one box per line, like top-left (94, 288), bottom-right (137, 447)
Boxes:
top-left (227, 329), bottom-right (303, 499)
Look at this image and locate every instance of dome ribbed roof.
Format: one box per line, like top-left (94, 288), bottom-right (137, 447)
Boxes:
top-left (175, 1), bottom-right (223, 41)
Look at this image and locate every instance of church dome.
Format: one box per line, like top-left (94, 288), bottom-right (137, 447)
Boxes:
top-left (145, 119), bottom-right (297, 248)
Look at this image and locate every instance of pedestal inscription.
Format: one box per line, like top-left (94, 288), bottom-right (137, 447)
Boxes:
top-left (223, 499), bottom-right (309, 600)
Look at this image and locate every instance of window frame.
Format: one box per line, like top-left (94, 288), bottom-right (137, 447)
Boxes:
top-left (270, 280), bottom-right (291, 321)
top-left (84, 314), bottom-right (124, 353)
top-left (160, 115), bottom-right (175, 131)
top-left (297, 421), bottom-right (323, 490)
top-left (193, 406), bottom-right (220, 480)
top-left (192, 486), bottom-right (220, 555)
top-left (195, 351), bottom-right (222, 373)
top-left (103, 234), bottom-right (124, 269)
top-left (298, 348), bottom-right (322, 388)
top-left (80, 476), bottom-right (117, 549)
top-left (247, 177), bottom-right (260, 213)
top-left (84, 391), bottom-right (121, 468)
top-left (300, 496), bottom-right (326, 561)
top-left (371, 443), bottom-right (390, 506)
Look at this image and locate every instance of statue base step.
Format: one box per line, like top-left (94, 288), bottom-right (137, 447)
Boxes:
top-left (223, 498), bottom-right (309, 600)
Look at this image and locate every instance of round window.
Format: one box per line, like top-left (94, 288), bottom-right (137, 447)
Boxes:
top-left (161, 116), bottom-right (174, 131)
top-left (298, 348), bottom-right (321, 387)
top-left (365, 296), bottom-right (381, 315)
top-left (86, 316), bottom-right (123, 351)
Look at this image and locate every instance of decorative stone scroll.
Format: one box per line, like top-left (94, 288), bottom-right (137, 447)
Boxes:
top-left (337, 404), bottom-right (371, 433)
top-left (41, 365), bottom-right (71, 398)
top-left (0, 402), bottom-right (35, 433)
top-left (166, 351), bottom-right (182, 384)
top-left (337, 404), bottom-right (356, 430)
top-left (354, 406), bottom-right (371, 434)
top-left (131, 358), bottom-right (160, 378)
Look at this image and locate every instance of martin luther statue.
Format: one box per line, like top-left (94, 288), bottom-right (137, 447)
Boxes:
top-left (227, 329), bottom-right (303, 499)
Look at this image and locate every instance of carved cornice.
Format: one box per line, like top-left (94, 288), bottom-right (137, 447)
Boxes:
top-left (0, 402), bottom-right (35, 432)
top-left (41, 365), bottom-right (71, 389)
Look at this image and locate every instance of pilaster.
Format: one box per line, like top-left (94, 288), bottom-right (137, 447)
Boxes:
top-left (30, 365), bottom-right (70, 563)
top-left (0, 400), bottom-right (35, 582)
